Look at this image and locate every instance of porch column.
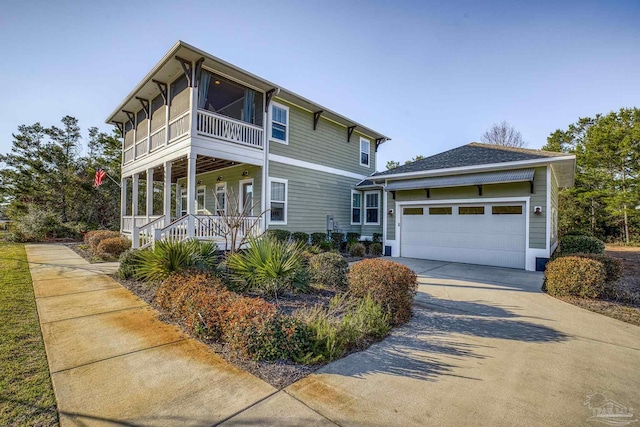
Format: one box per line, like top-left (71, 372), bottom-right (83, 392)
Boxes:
top-left (120, 177), bottom-right (127, 233)
top-left (163, 160), bottom-right (172, 224)
top-left (146, 167), bottom-right (154, 221)
top-left (132, 173), bottom-right (140, 248)
top-left (186, 153), bottom-right (196, 237)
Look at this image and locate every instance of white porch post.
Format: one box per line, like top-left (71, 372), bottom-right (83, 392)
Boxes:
top-left (132, 173), bottom-right (140, 248)
top-left (163, 160), bottom-right (172, 224)
top-left (186, 153), bottom-right (196, 238)
top-left (146, 167), bottom-right (154, 221)
top-left (120, 177), bottom-right (127, 233)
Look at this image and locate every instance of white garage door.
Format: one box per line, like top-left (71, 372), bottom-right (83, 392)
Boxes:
top-left (400, 202), bottom-right (526, 269)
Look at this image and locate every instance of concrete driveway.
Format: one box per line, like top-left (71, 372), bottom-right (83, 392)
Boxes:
top-left (282, 259), bottom-right (640, 427)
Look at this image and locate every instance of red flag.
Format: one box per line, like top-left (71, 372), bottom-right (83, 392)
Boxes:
top-left (94, 169), bottom-right (107, 187)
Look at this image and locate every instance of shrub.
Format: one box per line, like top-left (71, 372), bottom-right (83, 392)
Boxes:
top-left (310, 232), bottom-right (327, 246)
top-left (570, 253), bottom-right (623, 298)
top-left (265, 229), bottom-right (291, 242)
top-left (291, 231), bottom-right (310, 245)
top-left (96, 236), bottom-right (131, 258)
top-left (298, 294), bottom-right (390, 362)
top-left (318, 241), bottom-right (334, 252)
top-left (226, 236), bottom-right (308, 296)
top-left (556, 235), bottom-right (605, 257)
top-left (330, 232), bottom-right (344, 250)
top-left (346, 232), bottom-right (361, 242)
top-left (7, 207), bottom-right (81, 242)
top-left (87, 230), bottom-right (121, 253)
top-left (117, 249), bottom-right (144, 279)
top-left (135, 239), bottom-right (219, 283)
top-left (348, 242), bottom-right (366, 257)
top-left (308, 252), bottom-right (349, 289)
top-left (372, 233), bottom-right (383, 243)
top-left (544, 256), bottom-right (607, 298)
top-left (348, 259), bottom-right (418, 325)
top-left (369, 242), bottom-right (383, 256)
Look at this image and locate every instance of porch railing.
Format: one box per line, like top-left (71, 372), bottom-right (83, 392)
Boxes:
top-left (136, 216), bottom-right (167, 249)
top-left (168, 111), bottom-right (190, 142)
top-left (135, 138), bottom-right (148, 157)
top-left (149, 127), bottom-right (166, 152)
top-left (196, 109), bottom-right (263, 148)
top-left (122, 215), bottom-right (161, 233)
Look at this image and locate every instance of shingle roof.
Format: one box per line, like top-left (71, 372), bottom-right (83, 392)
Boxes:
top-left (373, 142), bottom-right (568, 177)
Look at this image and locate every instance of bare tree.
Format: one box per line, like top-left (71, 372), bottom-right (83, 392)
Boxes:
top-left (481, 121), bottom-right (528, 148)
top-left (214, 188), bottom-right (268, 253)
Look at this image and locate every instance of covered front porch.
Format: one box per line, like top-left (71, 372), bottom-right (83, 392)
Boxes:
top-left (121, 153), bottom-right (263, 249)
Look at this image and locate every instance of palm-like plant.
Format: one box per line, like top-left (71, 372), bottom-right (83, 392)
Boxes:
top-left (226, 235), bottom-right (308, 296)
top-left (134, 239), bottom-right (218, 283)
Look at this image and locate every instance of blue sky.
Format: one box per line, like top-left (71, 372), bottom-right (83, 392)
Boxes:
top-left (1, 0), bottom-right (639, 170)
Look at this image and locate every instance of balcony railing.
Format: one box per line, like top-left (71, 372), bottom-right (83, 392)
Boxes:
top-left (168, 111), bottom-right (190, 142)
top-left (149, 127), bottom-right (166, 152)
top-left (196, 109), bottom-right (263, 148)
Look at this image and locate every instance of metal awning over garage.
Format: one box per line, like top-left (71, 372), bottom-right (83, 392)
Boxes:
top-left (385, 168), bottom-right (534, 191)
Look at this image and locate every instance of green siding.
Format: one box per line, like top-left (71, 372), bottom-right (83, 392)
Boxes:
top-left (385, 166), bottom-right (548, 249)
top-left (176, 164), bottom-right (262, 215)
top-left (269, 99), bottom-right (376, 175)
top-left (268, 161), bottom-right (376, 234)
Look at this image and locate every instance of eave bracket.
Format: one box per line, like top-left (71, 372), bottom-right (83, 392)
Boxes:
top-left (136, 97), bottom-right (150, 117)
top-left (265, 88), bottom-right (276, 112)
top-left (375, 138), bottom-right (386, 152)
top-left (175, 55), bottom-right (193, 87)
top-left (313, 110), bottom-right (323, 130)
top-left (347, 126), bottom-right (356, 142)
top-left (152, 79), bottom-right (168, 104)
top-left (122, 110), bottom-right (136, 125)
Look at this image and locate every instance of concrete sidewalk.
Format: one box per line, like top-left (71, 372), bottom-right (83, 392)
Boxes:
top-left (26, 244), bottom-right (330, 426)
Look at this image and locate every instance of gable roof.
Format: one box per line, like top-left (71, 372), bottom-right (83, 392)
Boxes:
top-left (374, 143), bottom-right (567, 177)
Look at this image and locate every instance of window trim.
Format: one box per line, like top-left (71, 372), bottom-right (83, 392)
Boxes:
top-left (351, 190), bottom-right (362, 225)
top-left (360, 137), bottom-right (371, 167)
top-left (268, 177), bottom-right (288, 225)
top-left (196, 185), bottom-right (207, 215)
top-left (239, 178), bottom-right (254, 216)
top-left (364, 190), bottom-right (380, 225)
top-left (214, 182), bottom-right (227, 216)
top-left (269, 102), bottom-right (289, 145)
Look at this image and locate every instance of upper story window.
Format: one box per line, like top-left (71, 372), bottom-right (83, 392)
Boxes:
top-left (198, 69), bottom-right (263, 126)
top-left (270, 102), bottom-right (289, 144)
top-left (360, 137), bottom-right (370, 167)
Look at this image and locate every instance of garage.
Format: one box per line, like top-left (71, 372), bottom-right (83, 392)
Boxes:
top-left (399, 202), bottom-right (526, 269)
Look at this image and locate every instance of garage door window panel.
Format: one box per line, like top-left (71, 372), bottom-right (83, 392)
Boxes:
top-left (459, 206), bottom-right (485, 215)
top-left (403, 207), bottom-right (423, 215)
top-left (429, 207), bottom-right (452, 215)
top-left (492, 205), bottom-right (523, 215)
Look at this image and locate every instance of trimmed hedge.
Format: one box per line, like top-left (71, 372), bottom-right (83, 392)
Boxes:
top-left (265, 229), bottom-right (291, 242)
top-left (308, 252), bottom-right (349, 289)
top-left (348, 259), bottom-right (418, 325)
top-left (96, 236), bottom-right (131, 258)
top-left (291, 232), bottom-right (310, 245)
top-left (348, 242), bottom-right (366, 257)
top-left (544, 256), bottom-right (607, 298)
top-left (369, 242), bottom-right (383, 256)
top-left (86, 230), bottom-right (121, 253)
top-left (330, 232), bottom-right (344, 250)
top-left (346, 232), bottom-right (361, 242)
top-left (572, 253), bottom-right (623, 284)
top-left (372, 233), bottom-right (382, 243)
top-left (556, 235), bottom-right (605, 257)
top-left (311, 232), bottom-right (327, 246)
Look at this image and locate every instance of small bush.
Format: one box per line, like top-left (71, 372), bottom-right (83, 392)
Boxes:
top-left (308, 252), bottom-right (349, 289)
top-left (372, 233), bottom-right (383, 243)
top-left (226, 236), bottom-right (308, 295)
top-left (7, 207), bottom-right (81, 242)
top-left (135, 239), bottom-right (219, 283)
top-left (265, 229), bottom-right (291, 242)
top-left (572, 253), bottom-right (623, 284)
top-left (544, 256), bottom-right (607, 298)
top-left (87, 230), bottom-right (121, 253)
top-left (117, 249), bottom-right (143, 279)
top-left (96, 236), bottom-right (131, 258)
top-left (556, 235), bottom-right (605, 257)
top-left (369, 242), bottom-right (383, 256)
top-left (310, 232), bottom-right (327, 246)
top-left (348, 242), bottom-right (366, 257)
top-left (291, 231), bottom-right (310, 245)
top-left (330, 232), bottom-right (344, 250)
top-left (318, 241), bottom-right (334, 252)
top-left (348, 259), bottom-right (418, 325)
top-left (346, 232), bottom-right (360, 242)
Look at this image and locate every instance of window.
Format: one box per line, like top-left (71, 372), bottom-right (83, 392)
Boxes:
top-left (196, 186), bottom-right (206, 215)
top-left (351, 191), bottom-right (362, 225)
top-left (179, 187), bottom-right (187, 217)
top-left (429, 207), bottom-right (452, 215)
top-left (360, 137), bottom-right (370, 167)
top-left (239, 179), bottom-right (254, 216)
top-left (365, 191), bottom-right (379, 224)
top-left (215, 183), bottom-right (226, 215)
top-left (459, 206), bottom-right (485, 215)
top-left (492, 205), bottom-right (523, 215)
top-left (269, 178), bottom-right (287, 224)
top-left (403, 207), bottom-right (424, 215)
top-left (270, 102), bottom-right (289, 144)
top-left (197, 70), bottom-right (263, 126)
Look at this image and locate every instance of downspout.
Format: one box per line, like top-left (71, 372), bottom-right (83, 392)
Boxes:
top-left (262, 88), bottom-right (280, 232)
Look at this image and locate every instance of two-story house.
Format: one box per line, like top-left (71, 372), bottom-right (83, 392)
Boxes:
top-left (106, 41), bottom-right (390, 249)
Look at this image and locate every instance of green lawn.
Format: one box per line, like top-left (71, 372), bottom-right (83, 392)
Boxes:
top-left (0, 242), bottom-right (58, 426)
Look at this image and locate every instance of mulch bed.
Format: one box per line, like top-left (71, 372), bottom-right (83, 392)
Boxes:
top-left (64, 242), bottom-right (117, 263)
top-left (555, 245), bottom-right (640, 326)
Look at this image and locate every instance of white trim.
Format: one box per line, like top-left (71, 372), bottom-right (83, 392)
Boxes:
top-left (269, 154), bottom-right (366, 180)
top-left (378, 155), bottom-right (577, 181)
top-left (269, 102), bottom-right (289, 145)
top-left (394, 197), bottom-right (542, 271)
top-left (214, 182), bottom-right (227, 215)
top-left (364, 190), bottom-right (380, 225)
top-left (268, 177), bottom-right (288, 225)
top-left (546, 166), bottom-right (551, 252)
top-left (360, 137), bottom-right (371, 167)
top-left (351, 190), bottom-right (362, 225)
top-left (239, 178), bottom-right (255, 216)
